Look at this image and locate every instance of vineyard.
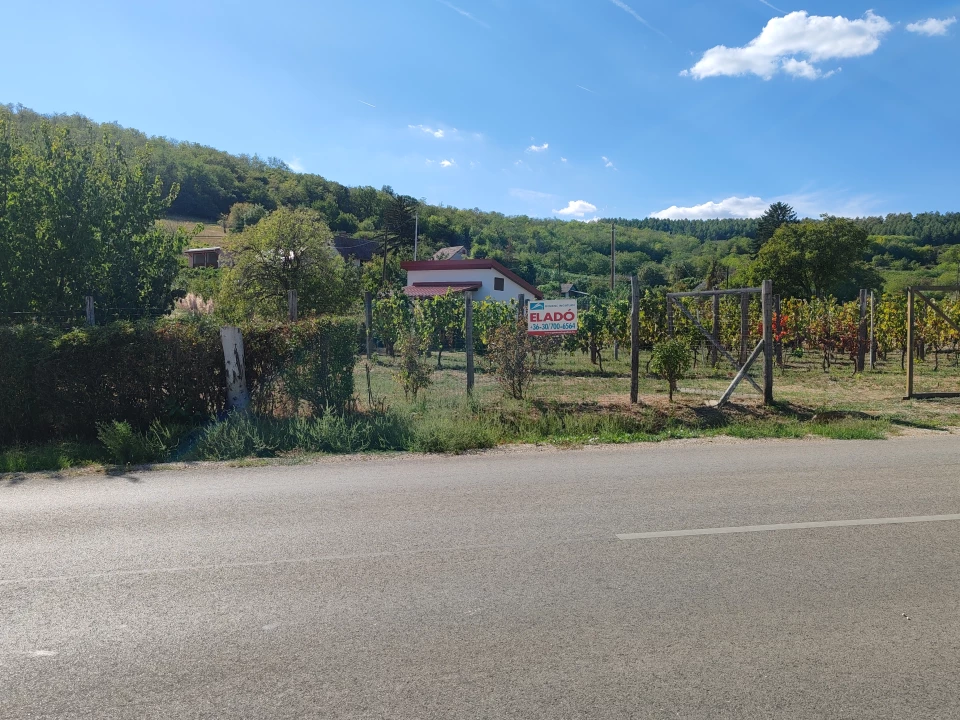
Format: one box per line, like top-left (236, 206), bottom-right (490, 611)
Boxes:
top-left (370, 290), bottom-right (960, 379)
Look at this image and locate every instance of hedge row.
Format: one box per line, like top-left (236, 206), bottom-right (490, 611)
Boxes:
top-left (0, 316), bottom-right (360, 444)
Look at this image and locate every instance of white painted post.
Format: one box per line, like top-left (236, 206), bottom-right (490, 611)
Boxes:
top-left (85, 296), bottom-right (95, 326)
top-left (220, 326), bottom-right (250, 412)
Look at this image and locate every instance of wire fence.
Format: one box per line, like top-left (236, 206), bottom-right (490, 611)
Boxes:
top-left (0, 304), bottom-right (170, 328)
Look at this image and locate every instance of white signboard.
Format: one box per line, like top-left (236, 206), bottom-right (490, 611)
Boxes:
top-left (527, 299), bottom-right (578, 335)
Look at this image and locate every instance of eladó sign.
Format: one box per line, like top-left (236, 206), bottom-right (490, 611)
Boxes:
top-left (527, 299), bottom-right (578, 335)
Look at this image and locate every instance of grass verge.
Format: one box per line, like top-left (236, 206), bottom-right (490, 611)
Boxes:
top-left (0, 404), bottom-right (900, 475)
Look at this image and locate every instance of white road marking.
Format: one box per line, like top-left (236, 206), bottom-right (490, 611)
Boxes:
top-left (617, 514), bottom-right (960, 540)
top-left (25, 650), bottom-right (58, 657)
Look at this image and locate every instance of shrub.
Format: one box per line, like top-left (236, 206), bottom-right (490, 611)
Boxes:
top-left (0, 316), bottom-right (360, 445)
top-left (96, 420), bottom-right (173, 465)
top-left (650, 340), bottom-right (692, 401)
top-left (486, 319), bottom-right (537, 399)
top-left (394, 332), bottom-right (433, 401)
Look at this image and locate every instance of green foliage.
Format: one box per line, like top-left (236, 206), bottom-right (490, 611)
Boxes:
top-left (414, 291), bottom-right (464, 368)
top-left (96, 420), bottom-right (174, 465)
top-left (226, 202), bottom-right (267, 232)
top-left (0, 112), bottom-right (184, 315)
top-left (218, 207), bottom-right (359, 321)
top-left (486, 319), bottom-right (537, 399)
top-left (188, 409), bottom-right (413, 460)
top-left (753, 202), bottom-right (799, 254)
top-left (650, 340), bottom-right (692, 401)
top-left (752, 216), bottom-right (877, 300)
top-left (0, 316), bottom-right (359, 444)
top-left (393, 332), bottom-right (433, 401)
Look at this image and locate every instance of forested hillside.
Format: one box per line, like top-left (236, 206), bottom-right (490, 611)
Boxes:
top-left (4, 103), bottom-right (960, 300)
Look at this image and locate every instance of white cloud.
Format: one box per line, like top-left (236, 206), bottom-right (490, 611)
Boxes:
top-left (906, 17), bottom-right (957, 37)
top-left (560, 157), bottom-right (568, 163)
top-left (652, 196), bottom-right (767, 220)
top-left (409, 124), bottom-right (445, 138)
top-left (608, 0), bottom-right (667, 38)
top-left (510, 188), bottom-right (554, 202)
top-left (554, 200), bottom-right (598, 218)
top-left (651, 191), bottom-right (881, 219)
top-left (440, 159), bottom-right (456, 168)
top-left (527, 142), bottom-right (549, 152)
top-left (437, 0), bottom-right (489, 29)
top-left (601, 156), bottom-right (615, 168)
top-left (425, 159), bottom-right (435, 165)
top-left (684, 11), bottom-right (892, 81)
top-left (287, 158), bottom-right (305, 173)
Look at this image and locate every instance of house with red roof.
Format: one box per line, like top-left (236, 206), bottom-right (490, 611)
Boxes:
top-left (401, 258), bottom-right (543, 302)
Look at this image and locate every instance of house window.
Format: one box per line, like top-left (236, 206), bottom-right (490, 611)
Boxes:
top-left (494, 277), bottom-right (505, 291)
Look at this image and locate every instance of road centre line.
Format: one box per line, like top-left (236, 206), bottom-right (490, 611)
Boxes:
top-left (617, 514), bottom-right (960, 540)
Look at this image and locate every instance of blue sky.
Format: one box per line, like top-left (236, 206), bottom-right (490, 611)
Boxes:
top-left (2, 1), bottom-right (958, 220)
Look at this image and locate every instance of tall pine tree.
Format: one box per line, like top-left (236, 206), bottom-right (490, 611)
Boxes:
top-left (753, 202), bottom-right (798, 254)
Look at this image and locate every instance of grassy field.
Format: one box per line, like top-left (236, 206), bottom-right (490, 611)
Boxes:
top-left (357, 344), bottom-right (960, 444)
top-left (161, 216), bottom-right (227, 248)
top-left (4, 344), bottom-right (958, 476)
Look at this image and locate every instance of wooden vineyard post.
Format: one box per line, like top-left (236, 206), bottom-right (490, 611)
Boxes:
top-left (630, 275), bottom-right (640, 405)
top-left (711, 293), bottom-right (720, 367)
top-left (364, 291), bottom-right (373, 360)
top-left (465, 291), bottom-right (475, 394)
top-left (85, 296), bottom-right (95, 326)
top-left (869, 291), bottom-right (876, 371)
top-left (740, 292), bottom-right (750, 365)
top-left (906, 288), bottom-right (915, 399)
top-left (220, 326), bottom-right (250, 412)
top-left (667, 298), bottom-right (674, 339)
top-left (857, 289), bottom-right (868, 372)
top-left (762, 279), bottom-right (774, 405)
top-left (287, 289), bottom-right (298, 322)
top-left (517, 293), bottom-right (525, 322)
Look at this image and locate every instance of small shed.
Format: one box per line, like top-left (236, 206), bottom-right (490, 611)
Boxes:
top-left (184, 247), bottom-right (222, 269)
top-left (333, 233), bottom-right (379, 264)
top-left (432, 245), bottom-right (467, 261)
top-left (560, 282), bottom-right (580, 298)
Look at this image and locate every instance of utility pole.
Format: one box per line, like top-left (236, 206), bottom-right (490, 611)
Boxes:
top-left (413, 212), bottom-right (419, 260)
top-left (610, 223), bottom-right (616, 291)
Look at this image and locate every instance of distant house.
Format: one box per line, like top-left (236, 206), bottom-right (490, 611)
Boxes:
top-left (184, 247), bottom-right (222, 269)
top-left (332, 233), bottom-right (379, 264)
top-left (432, 245), bottom-right (467, 261)
top-left (401, 259), bottom-right (543, 302)
top-left (560, 282), bottom-right (580, 298)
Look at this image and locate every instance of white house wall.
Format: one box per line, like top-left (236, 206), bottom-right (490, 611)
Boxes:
top-left (406, 268), bottom-right (530, 303)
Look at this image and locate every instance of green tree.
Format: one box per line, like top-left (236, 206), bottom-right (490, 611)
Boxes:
top-left (752, 217), bottom-right (874, 300)
top-left (753, 202), bottom-right (798, 255)
top-left (650, 340), bottom-right (692, 401)
top-left (0, 117), bottom-right (183, 314)
top-left (380, 194), bottom-right (418, 285)
top-left (218, 207), bottom-right (358, 321)
top-left (226, 202), bottom-right (267, 232)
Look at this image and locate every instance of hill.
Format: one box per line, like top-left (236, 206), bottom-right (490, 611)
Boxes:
top-left (4, 103), bottom-right (960, 297)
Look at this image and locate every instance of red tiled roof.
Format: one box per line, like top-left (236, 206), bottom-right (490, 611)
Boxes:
top-left (403, 282), bottom-right (482, 298)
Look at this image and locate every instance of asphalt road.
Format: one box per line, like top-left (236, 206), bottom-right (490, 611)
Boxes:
top-left (4, 435), bottom-right (960, 719)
